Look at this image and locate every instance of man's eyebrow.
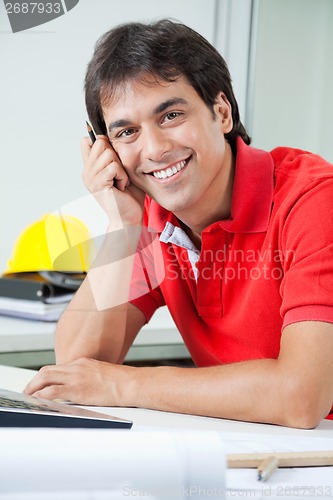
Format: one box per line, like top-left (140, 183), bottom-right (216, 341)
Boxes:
top-left (153, 97), bottom-right (188, 115)
top-left (107, 98), bottom-right (188, 134)
top-left (108, 119), bottom-right (132, 134)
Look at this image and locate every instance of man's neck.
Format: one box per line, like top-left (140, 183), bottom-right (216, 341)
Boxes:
top-left (176, 144), bottom-right (235, 245)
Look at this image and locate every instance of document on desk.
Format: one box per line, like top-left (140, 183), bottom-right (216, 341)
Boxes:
top-left (0, 296), bottom-right (71, 321)
top-left (221, 431), bottom-right (333, 497)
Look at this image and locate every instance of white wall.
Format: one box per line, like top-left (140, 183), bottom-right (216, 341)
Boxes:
top-left (0, 0), bottom-right (252, 271)
top-left (250, 0), bottom-right (333, 161)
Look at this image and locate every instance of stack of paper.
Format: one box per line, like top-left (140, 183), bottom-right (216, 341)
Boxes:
top-left (0, 273), bottom-right (74, 321)
top-left (0, 296), bottom-right (71, 321)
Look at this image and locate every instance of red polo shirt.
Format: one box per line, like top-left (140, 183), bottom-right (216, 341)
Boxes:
top-left (130, 138), bottom-right (333, 374)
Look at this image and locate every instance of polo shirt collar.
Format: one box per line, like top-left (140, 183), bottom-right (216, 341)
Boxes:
top-left (147, 137), bottom-right (274, 234)
top-left (219, 137), bottom-right (274, 233)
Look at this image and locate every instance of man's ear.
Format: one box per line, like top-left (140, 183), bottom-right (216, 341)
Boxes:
top-left (214, 92), bottom-right (233, 134)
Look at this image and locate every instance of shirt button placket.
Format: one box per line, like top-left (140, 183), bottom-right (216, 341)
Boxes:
top-left (197, 230), bottom-right (225, 318)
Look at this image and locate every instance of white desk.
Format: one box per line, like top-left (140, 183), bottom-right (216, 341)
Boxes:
top-left (0, 307), bottom-right (190, 368)
top-left (0, 366), bottom-right (333, 500)
top-left (1, 363), bottom-right (333, 436)
top-left (1, 364), bottom-right (333, 498)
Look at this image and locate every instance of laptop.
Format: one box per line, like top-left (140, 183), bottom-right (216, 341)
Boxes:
top-left (0, 388), bottom-right (132, 429)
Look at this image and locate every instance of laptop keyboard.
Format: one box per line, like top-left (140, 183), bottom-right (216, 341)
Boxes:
top-left (0, 395), bottom-right (60, 413)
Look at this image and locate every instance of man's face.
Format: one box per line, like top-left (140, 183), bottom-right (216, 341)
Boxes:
top-left (102, 75), bottom-right (233, 221)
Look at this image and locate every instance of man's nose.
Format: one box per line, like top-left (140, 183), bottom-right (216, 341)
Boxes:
top-left (143, 127), bottom-right (173, 162)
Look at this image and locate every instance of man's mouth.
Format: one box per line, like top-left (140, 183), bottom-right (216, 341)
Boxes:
top-left (150, 157), bottom-right (190, 180)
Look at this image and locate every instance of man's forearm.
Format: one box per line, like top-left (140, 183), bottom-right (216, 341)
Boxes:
top-left (126, 358), bottom-right (326, 429)
top-left (118, 321), bottom-right (333, 429)
top-left (55, 292), bottom-right (129, 365)
top-left (127, 360), bottom-right (284, 423)
top-left (55, 226), bottom-right (142, 364)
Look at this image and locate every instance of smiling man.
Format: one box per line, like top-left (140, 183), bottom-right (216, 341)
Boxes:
top-left (24, 20), bottom-right (333, 428)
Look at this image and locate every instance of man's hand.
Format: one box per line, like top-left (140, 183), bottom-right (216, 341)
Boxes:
top-left (23, 358), bottom-right (136, 407)
top-left (81, 135), bottom-right (145, 228)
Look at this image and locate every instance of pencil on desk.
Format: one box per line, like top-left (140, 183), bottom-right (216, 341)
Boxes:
top-left (257, 456), bottom-right (279, 482)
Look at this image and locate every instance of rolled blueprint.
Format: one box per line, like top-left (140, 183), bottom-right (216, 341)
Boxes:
top-left (0, 428), bottom-right (226, 499)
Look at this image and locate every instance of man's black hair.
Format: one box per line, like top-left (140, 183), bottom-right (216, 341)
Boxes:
top-left (85, 19), bottom-right (251, 150)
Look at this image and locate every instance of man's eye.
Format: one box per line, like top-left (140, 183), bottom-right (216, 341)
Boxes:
top-left (164, 112), bottom-right (181, 122)
top-left (118, 128), bottom-right (135, 138)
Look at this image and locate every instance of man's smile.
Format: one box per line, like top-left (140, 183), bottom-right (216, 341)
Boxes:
top-left (145, 156), bottom-right (191, 181)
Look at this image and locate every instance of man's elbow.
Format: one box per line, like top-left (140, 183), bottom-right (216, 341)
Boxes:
top-left (283, 407), bottom-right (325, 430)
top-left (281, 380), bottom-right (332, 429)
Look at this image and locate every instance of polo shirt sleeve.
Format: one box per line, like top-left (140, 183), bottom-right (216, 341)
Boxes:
top-left (129, 227), bottom-right (166, 323)
top-left (280, 177), bottom-right (333, 329)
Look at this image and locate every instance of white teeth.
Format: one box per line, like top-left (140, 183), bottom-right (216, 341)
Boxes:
top-left (153, 159), bottom-right (187, 179)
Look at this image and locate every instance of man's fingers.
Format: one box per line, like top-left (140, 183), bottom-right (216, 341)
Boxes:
top-left (23, 365), bottom-right (70, 395)
top-left (81, 135), bottom-right (129, 192)
top-left (85, 157), bottom-right (129, 193)
top-left (81, 135), bottom-right (110, 164)
top-left (93, 148), bottom-right (119, 175)
top-left (81, 135), bottom-right (113, 166)
top-left (105, 164), bottom-right (129, 192)
top-left (81, 136), bottom-right (92, 160)
top-left (31, 385), bottom-right (73, 403)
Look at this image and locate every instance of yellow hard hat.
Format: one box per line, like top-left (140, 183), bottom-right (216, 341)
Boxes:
top-left (5, 213), bottom-right (92, 274)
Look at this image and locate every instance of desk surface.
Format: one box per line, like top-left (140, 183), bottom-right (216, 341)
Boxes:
top-left (1, 364), bottom-right (333, 497)
top-left (2, 363), bottom-right (333, 437)
top-left (0, 307), bottom-right (190, 367)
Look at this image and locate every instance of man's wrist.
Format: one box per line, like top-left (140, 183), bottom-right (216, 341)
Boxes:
top-left (117, 365), bottom-right (146, 407)
top-left (122, 366), bottom-right (172, 410)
